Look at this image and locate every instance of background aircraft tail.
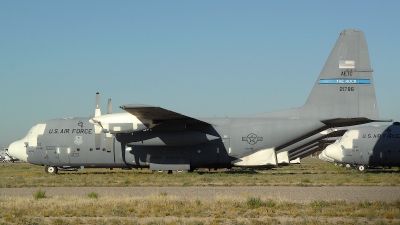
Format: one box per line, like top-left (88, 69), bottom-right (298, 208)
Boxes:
top-left (301, 29), bottom-right (379, 121)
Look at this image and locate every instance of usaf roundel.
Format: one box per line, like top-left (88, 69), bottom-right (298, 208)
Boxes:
top-left (74, 136), bottom-right (83, 145)
top-left (242, 133), bottom-right (263, 145)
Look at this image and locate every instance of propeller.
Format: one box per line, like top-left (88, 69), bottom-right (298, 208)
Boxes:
top-left (92, 93), bottom-right (114, 152)
top-left (107, 99), bottom-right (112, 114)
top-left (105, 98), bottom-right (113, 152)
top-left (94, 93), bottom-right (101, 150)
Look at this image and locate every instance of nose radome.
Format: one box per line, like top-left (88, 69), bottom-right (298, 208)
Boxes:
top-left (8, 140), bottom-right (27, 162)
top-left (319, 151), bottom-right (334, 163)
top-left (324, 143), bottom-right (342, 162)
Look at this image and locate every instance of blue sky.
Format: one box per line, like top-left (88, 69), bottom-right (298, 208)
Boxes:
top-left (1, 1), bottom-right (399, 148)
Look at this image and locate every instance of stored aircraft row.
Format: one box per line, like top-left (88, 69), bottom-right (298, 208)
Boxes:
top-left (8, 29), bottom-right (391, 173)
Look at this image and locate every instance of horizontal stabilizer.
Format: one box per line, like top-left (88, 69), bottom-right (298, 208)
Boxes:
top-left (321, 118), bottom-right (392, 127)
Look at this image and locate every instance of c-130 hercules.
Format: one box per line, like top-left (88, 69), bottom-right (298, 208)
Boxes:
top-left (320, 122), bottom-right (400, 172)
top-left (8, 29), bottom-right (391, 174)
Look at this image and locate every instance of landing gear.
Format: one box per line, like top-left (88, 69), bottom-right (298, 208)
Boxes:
top-left (45, 166), bottom-right (58, 174)
top-left (357, 165), bottom-right (366, 172)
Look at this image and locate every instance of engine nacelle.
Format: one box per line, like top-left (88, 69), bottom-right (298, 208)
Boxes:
top-left (90, 113), bottom-right (149, 134)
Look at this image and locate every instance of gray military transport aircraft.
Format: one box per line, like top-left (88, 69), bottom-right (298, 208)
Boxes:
top-left (320, 122), bottom-right (400, 172)
top-left (8, 29), bottom-right (391, 174)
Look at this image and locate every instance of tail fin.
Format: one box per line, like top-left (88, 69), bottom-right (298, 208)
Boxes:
top-left (301, 29), bottom-right (379, 121)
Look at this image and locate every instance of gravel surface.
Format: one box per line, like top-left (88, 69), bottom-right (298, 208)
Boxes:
top-left (0, 186), bottom-right (399, 202)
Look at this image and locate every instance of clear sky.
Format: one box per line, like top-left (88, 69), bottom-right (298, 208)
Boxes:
top-left (1, 1), bottom-right (399, 149)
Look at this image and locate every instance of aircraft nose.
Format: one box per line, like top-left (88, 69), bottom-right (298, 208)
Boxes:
top-left (8, 140), bottom-right (28, 162)
top-left (324, 143), bottom-right (342, 162)
top-left (318, 151), bottom-right (334, 163)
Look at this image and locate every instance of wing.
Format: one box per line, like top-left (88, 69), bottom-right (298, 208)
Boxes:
top-left (120, 104), bottom-right (210, 125)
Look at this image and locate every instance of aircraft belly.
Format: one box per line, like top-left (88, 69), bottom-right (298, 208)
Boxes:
top-left (124, 139), bottom-right (231, 169)
top-left (150, 157), bottom-right (190, 171)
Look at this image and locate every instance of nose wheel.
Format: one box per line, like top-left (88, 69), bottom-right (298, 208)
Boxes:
top-left (45, 166), bottom-right (58, 174)
top-left (357, 165), bottom-right (366, 172)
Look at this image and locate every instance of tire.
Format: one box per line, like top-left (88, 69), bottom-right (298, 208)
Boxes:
top-left (45, 166), bottom-right (58, 174)
top-left (357, 165), bottom-right (366, 172)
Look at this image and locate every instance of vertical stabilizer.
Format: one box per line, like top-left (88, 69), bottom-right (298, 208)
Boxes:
top-left (301, 29), bottom-right (379, 120)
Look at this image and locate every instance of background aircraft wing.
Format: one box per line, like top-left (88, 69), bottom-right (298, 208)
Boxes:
top-left (120, 104), bottom-right (210, 125)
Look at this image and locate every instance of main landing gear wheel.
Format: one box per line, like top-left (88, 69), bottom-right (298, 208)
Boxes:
top-left (45, 166), bottom-right (58, 174)
top-left (357, 165), bottom-right (366, 172)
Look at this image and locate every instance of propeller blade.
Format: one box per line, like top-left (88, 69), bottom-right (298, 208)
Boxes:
top-left (94, 92), bottom-right (102, 150)
top-left (107, 99), bottom-right (112, 114)
top-left (95, 92), bottom-right (101, 117)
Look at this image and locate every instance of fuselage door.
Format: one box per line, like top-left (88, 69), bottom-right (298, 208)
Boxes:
top-left (45, 147), bottom-right (59, 164)
top-left (58, 147), bottom-right (70, 165)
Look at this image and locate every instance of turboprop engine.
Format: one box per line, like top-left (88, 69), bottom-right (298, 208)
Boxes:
top-left (89, 93), bottom-right (150, 134)
top-left (90, 113), bottom-right (149, 134)
top-left (89, 93), bottom-right (153, 150)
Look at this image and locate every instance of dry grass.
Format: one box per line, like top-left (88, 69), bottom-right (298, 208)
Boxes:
top-left (0, 158), bottom-right (399, 224)
top-left (0, 194), bottom-right (399, 225)
top-left (0, 158), bottom-right (399, 188)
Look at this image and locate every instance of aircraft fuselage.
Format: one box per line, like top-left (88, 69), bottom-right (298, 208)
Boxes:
top-left (10, 116), bottom-right (327, 171)
top-left (323, 123), bottom-right (400, 170)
